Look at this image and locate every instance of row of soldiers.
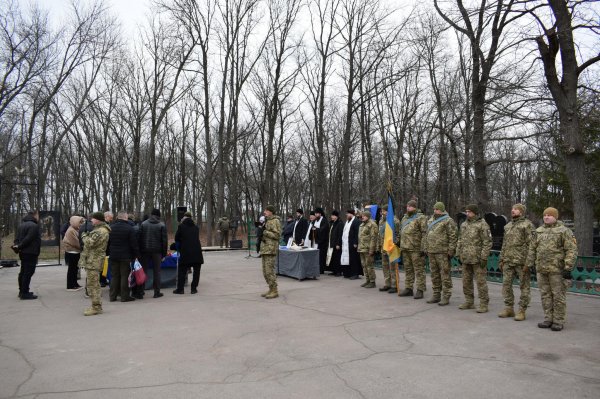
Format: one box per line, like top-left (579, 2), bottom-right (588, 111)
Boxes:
top-left (354, 200), bottom-right (578, 332)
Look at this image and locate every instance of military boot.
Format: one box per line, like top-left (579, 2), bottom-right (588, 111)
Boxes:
top-left (398, 288), bottom-right (413, 297)
top-left (261, 289), bottom-right (271, 298)
top-left (458, 302), bottom-right (474, 310)
top-left (498, 307), bottom-right (515, 318)
top-left (364, 282), bottom-right (376, 288)
top-left (438, 298), bottom-right (450, 306)
top-left (265, 287), bottom-right (279, 299)
top-left (388, 288), bottom-right (398, 294)
top-left (361, 281), bottom-right (370, 287)
top-left (514, 308), bottom-right (526, 321)
top-left (414, 290), bottom-right (424, 299)
top-left (379, 286), bottom-right (391, 292)
top-left (426, 295), bottom-right (441, 304)
top-left (84, 307), bottom-right (103, 316)
top-left (538, 320), bottom-right (553, 328)
top-left (476, 304), bottom-right (488, 313)
top-left (550, 323), bottom-right (563, 331)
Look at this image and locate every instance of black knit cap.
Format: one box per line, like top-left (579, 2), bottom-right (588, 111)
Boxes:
top-left (296, 208), bottom-right (303, 214)
top-left (151, 208), bottom-right (161, 217)
top-left (314, 207), bottom-right (325, 215)
top-left (331, 210), bottom-right (340, 217)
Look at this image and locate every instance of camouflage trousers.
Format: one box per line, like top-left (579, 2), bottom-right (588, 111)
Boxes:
top-left (261, 255), bottom-right (277, 289)
top-left (381, 252), bottom-right (396, 288)
top-left (538, 272), bottom-right (567, 324)
top-left (502, 263), bottom-right (531, 309)
top-left (85, 268), bottom-right (102, 310)
top-left (404, 251), bottom-right (426, 291)
top-left (462, 263), bottom-right (488, 305)
top-left (360, 253), bottom-right (376, 283)
top-left (429, 253), bottom-right (452, 300)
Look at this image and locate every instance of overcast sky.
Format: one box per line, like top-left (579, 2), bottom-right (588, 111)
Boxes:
top-left (31, 0), bottom-right (151, 36)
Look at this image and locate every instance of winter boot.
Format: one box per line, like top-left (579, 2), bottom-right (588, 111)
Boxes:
top-left (458, 302), bottom-right (474, 310)
top-left (438, 298), bottom-right (450, 306)
top-left (265, 287), bottom-right (279, 299)
top-left (550, 323), bottom-right (563, 331)
top-left (498, 307), bottom-right (515, 318)
top-left (364, 282), bottom-right (376, 288)
top-left (426, 295), bottom-right (441, 304)
top-left (398, 288), bottom-right (413, 297)
top-left (84, 307), bottom-right (103, 316)
top-left (538, 320), bottom-right (553, 328)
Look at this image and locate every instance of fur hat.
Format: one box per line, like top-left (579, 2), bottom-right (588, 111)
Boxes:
top-left (543, 207), bottom-right (559, 219)
top-left (512, 203), bottom-right (526, 215)
top-left (465, 204), bottom-right (479, 214)
top-left (151, 208), bottom-right (161, 217)
top-left (407, 200), bottom-right (417, 208)
top-left (265, 205), bottom-right (276, 213)
top-left (91, 211), bottom-right (105, 222)
top-left (434, 202), bottom-right (446, 212)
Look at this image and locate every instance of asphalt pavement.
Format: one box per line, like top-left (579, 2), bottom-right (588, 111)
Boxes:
top-left (1, 252), bottom-right (598, 399)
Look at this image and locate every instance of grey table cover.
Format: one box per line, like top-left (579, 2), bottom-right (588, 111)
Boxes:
top-left (277, 248), bottom-right (320, 280)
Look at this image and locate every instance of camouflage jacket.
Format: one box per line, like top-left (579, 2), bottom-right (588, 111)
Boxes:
top-left (80, 222), bottom-right (110, 271)
top-left (456, 217), bottom-right (492, 265)
top-left (358, 219), bottom-right (378, 253)
top-left (399, 212), bottom-right (427, 252)
top-left (423, 213), bottom-right (458, 254)
top-left (260, 215), bottom-right (282, 255)
top-left (526, 221), bottom-right (577, 274)
top-left (378, 216), bottom-right (400, 252)
top-left (499, 216), bottom-right (534, 266)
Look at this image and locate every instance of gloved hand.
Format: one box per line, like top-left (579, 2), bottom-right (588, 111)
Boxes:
top-left (562, 269), bottom-right (573, 280)
top-left (480, 260), bottom-right (487, 269)
top-left (498, 260), bottom-right (503, 272)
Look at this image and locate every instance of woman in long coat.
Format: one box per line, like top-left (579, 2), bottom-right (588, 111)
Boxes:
top-left (173, 212), bottom-right (204, 294)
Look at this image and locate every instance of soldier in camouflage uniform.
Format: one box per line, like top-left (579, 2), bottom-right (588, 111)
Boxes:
top-left (423, 202), bottom-right (457, 306)
top-left (260, 205), bottom-right (282, 299)
top-left (80, 212), bottom-right (110, 316)
top-left (378, 205), bottom-right (400, 293)
top-left (358, 210), bottom-right (379, 288)
top-left (456, 204), bottom-right (492, 313)
top-left (527, 207), bottom-right (577, 331)
top-left (498, 203), bottom-right (535, 321)
top-left (398, 200), bottom-right (428, 299)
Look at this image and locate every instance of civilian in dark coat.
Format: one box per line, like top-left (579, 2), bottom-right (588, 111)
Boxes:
top-left (281, 215), bottom-right (295, 244)
top-left (327, 210), bottom-right (344, 275)
top-left (108, 211), bottom-right (139, 302)
top-left (139, 208), bottom-right (168, 298)
top-left (173, 212), bottom-right (204, 294)
top-left (13, 211), bottom-right (41, 299)
top-left (313, 208), bottom-right (330, 274)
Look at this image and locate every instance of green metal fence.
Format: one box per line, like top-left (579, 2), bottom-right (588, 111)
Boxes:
top-left (247, 220), bottom-right (258, 252)
top-left (376, 250), bottom-right (600, 296)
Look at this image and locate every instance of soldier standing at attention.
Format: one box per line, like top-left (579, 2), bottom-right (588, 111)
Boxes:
top-left (456, 204), bottom-right (492, 313)
top-left (398, 200), bottom-right (427, 299)
top-left (423, 202), bottom-right (457, 305)
top-left (260, 205), bottom-right (282, 299)
top-left (378, 205), bottom-right (400, 293)
top-left (527, 207), bottom-right (577, 331)
top-left (218, 216), bottom-right (231, 248)
top-left (358, 211), bottom-right (379, 288)
top-left (498, 203), bottom-right (535, 321)
top-left (80, 212), bottom-right (111, 316)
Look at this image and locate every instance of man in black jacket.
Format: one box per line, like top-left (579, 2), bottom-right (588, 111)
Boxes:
top-left (13, 211), bottom-right (41, 299)
top-left (139, 208), bottom-right (168, 298)
top-left (173, 212), bottom-right (204, 294)
top-left (108, 211), bottom-right (139, 302)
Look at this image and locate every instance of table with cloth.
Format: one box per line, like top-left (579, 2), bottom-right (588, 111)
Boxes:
top-left (276, 247), bottom-right (320, 280)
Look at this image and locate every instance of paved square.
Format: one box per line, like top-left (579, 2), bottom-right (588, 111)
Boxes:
top-left (1, 252), bottom-right (599, 398)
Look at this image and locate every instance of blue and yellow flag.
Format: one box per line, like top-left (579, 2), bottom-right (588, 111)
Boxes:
top-left (383, 194), bottom-right (401, 262)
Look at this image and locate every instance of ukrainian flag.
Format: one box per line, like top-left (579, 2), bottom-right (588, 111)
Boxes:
top-left (383, 194), bottom-right (401, 262)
